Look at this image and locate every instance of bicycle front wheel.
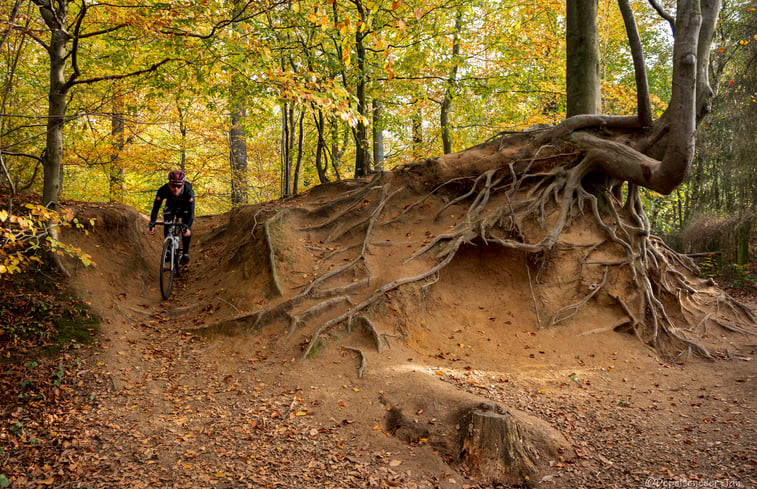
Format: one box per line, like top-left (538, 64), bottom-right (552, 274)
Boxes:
top-left (160, 239), bottom-right (174, 299)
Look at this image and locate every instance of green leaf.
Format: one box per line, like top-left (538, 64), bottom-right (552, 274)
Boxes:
top-left (0, 474), bottom-right (10, 488)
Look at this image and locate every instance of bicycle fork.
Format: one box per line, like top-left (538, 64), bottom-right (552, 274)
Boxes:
top-left (164, 235), bottom-right (180, 269)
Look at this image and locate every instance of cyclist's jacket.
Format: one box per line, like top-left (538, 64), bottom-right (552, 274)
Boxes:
top-left (149, 182), bottom-right (195, 227)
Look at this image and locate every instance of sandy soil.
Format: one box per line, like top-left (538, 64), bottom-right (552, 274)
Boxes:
top-left (29, 189), bottom-right (751, 489)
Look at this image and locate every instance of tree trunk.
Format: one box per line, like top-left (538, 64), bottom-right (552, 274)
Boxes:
top-left (280, 102), bottom-right (292, 197)
top-left (177, 103), bottom-right (187, 171)
top-left (331, 119), bottom-right (343, 181)
top-left (353, 0), bottom-right (370, 178)
top-left (412, 104), bottom-right (422, 159)
top-left (42, 27), bottom-right (68, 207)
top-left (313, 109), bottom-right (329, 183)
top-left (566, 0), bottom-right (601, 116)
top-left (1, 3), bottom-right (25, 197)
top-left (441, 8), bottom-right (462, 155)
top-left (109, 93), bottom-right (125, 203)
top-left (292, 111), bottom-right (304, 194)
top-left (372, 99), bottom-right (384, 171)
top-left (229, 0), bottom-right (249, 206)
top-left (229, 102), bottom-right (248, 205)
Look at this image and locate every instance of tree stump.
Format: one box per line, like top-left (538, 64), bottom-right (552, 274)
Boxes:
top-left (461, 408), bottom-right (570, 486)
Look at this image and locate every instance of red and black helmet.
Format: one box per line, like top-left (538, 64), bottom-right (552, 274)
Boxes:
top-left (168, 170), bottom-right (186, 184)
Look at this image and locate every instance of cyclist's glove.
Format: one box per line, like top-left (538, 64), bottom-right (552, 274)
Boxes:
top-left (149, 222), bottom-right (155, 231)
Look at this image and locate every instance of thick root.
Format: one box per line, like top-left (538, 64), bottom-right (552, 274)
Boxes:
top-left (207, 128), bottom-right (755, 362)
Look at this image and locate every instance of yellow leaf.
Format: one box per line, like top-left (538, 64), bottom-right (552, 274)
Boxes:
top-left (0, 209), bottom-right (7, 222)
top-left (295, 411), bottom-right (307, 416)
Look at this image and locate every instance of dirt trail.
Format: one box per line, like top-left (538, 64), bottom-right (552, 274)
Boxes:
top-left (52, 201), bottom-right (757, 489)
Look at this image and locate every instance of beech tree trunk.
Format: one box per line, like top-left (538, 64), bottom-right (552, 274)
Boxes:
top-left (313, 109), bottom-right (329, 183)
top-left (566, 0), bottom-right (601, 116)
top-left (441, 8), bottom-right (462, 155)
top-left (229, 102), bottom-right (248, 205)
top-left (109, 93), bottom-right (125, 203)
top-left (229, 0), bottom-right (248, 206)
top-left (353, 0), bottom-right (370, 178)
top-left (42, 21), bottom-right (69, 207)
top-left (372, 99), bottom-right (384, 171)
top-left (292, 111), bottom-right (304, 194)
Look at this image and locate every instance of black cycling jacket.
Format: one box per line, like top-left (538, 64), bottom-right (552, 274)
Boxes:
top-left (149, 181), bottom-right (195, 227)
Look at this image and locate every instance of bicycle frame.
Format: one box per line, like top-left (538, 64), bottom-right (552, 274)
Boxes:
top-left (155, 220), bottom-right (186, 299)
top-left (164, 224), bottom-right (183, 270)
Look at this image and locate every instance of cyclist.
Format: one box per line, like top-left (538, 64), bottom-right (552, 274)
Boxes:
top-left (148, 170), bottom-right (195, 264)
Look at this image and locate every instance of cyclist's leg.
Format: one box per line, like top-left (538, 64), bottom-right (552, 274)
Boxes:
top-left (179, 209), bottom-right (191, 263)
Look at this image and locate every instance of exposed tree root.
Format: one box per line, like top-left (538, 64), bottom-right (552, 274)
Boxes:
top-left (341, 346), bottom-right (367, 378)
top-left (207, 127), bottom-right (755, 362)
top-left (262, 209), bottom-right (287, 297)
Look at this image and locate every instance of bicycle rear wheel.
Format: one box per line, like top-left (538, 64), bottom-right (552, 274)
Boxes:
top-left (160, 240), bottom-right (175, 299)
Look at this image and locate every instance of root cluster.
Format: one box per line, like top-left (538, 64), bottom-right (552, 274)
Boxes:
top-left (210, 127), bottom-right (755, 374)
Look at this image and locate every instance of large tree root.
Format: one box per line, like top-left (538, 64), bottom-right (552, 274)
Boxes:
top-left (205, 128), bottom-right (755, 364)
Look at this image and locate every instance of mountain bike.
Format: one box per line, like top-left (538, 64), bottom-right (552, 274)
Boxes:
top-left (155, 221), bottom-right (187, 299)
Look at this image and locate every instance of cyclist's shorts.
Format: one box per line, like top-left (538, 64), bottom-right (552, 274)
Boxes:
top-left (164, 207), bottom-right (191, 225)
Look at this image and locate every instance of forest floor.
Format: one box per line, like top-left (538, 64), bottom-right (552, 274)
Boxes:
top-left (1, 191), bottom-right (756, 489)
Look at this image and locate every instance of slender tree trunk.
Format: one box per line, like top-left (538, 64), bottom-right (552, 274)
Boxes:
top-left (280, 102), bottom-right (292, 197)
top-left (566, 0), bottom-right (601, 116)
top-left (441, 8), bottom-right (463, 155)
top-left (353, 0), bottom-right (370, 178)
top-left (43, 28), bottom-right (68, 207)
top-left (372, 99), bottom-right (384, 171)
top-left (0, 3), bottom-right (25, 197)
top-left (313, 109), bottom-right (329, 183)
top-left (412, 104), bottom-right (422, 159)
top-left (292, 111), bottom-right (304, 194)
top-left (229, 101), bottom-right (248, 205)
top-left (331, 119), bottom-right (343, 181)
top-left (228, 0), bottom-right (248, 206)
top-left (109, 93), bottom-right (125, 202)
top-left (177, 104), bottom-right (187, 171)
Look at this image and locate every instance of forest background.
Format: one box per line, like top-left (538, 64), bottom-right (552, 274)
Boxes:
top-left (1, 0), bottom-right (756, 276)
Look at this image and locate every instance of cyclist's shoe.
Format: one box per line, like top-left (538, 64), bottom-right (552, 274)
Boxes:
top-left (180, 254), bottom-right (190, 265)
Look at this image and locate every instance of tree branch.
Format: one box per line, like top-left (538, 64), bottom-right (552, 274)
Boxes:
top-left (647, 0), bottom-right (675, 34)
top-left (618, 0), bottom-right (652, 125)
top-left (68, 58), bottom-right (173, 88)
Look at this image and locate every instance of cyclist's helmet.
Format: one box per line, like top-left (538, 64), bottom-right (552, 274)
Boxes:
top-left (168, 170), bottom-right (186, 184)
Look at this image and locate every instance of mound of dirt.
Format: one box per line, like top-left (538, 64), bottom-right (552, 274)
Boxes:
top-left (47, 133), bottom-right (756, 488)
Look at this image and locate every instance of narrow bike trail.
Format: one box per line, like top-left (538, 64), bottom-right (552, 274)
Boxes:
top-left (59, 214), bottom-right (432, 489)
